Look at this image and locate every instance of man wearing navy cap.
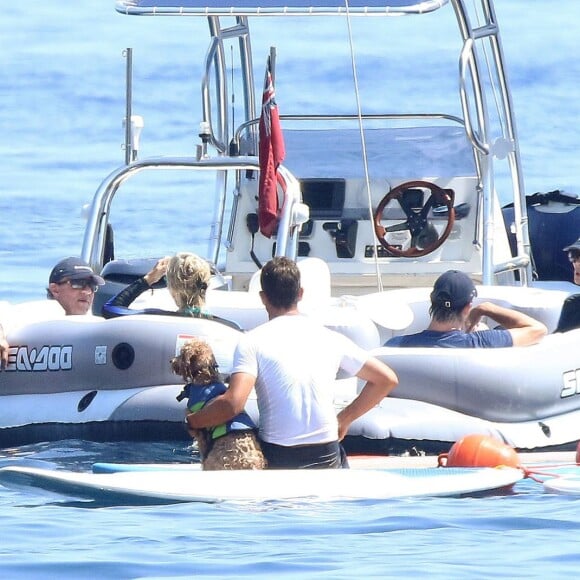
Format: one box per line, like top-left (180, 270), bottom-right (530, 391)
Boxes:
top-left (47, 257), bottom-right (105, 316)
top-left (554, 237), bottom-right (580, 332)
top-left (0, 257), bottom-right (105, 368)
top-left (385, 270), bottom-right (547, 348)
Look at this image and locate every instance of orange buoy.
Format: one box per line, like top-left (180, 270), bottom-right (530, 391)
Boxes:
top-left (437, 434), bottom-right (520, 468)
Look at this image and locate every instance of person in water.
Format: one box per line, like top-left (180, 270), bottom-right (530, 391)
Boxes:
top-left (172, 338), bottom-right (266, 470)
top-left (554, 236), bottom-right (580, 333)
top-left (185, 256), bottom-right (399, 470)
top-left (385, 269), bottom-right (547, 348)
top-left (101, 252), bottom-right (239, 329)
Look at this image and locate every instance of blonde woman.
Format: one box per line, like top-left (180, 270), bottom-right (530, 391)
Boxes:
top-left (102, 252), bottom-right (239, 329)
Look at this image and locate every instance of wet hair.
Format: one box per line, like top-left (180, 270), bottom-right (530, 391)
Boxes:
top-left (171, 338), bottom-right (220, 385)
top-left (429, 270), bottom-right (475, 323)
top-left (260, 257), bottom-right (301, 309)
top-left (429, 303), bottom-right (465, 324)
top-left (166, 252), bottom-right (211, 310)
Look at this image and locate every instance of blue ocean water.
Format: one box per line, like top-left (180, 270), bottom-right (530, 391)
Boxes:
top-left (1, 1), bottom-right (580, 578)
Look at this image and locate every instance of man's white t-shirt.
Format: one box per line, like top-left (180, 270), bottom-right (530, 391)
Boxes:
top-left (232, 314), bottom-right (370, 446)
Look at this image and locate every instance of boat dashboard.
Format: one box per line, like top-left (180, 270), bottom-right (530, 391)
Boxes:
top-left (226, 124), bottom-right (485, 292)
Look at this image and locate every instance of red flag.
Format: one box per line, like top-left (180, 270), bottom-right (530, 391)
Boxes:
top-left (258, 54), bottom-right (285, 238)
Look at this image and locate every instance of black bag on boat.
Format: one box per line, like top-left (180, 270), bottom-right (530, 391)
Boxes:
top-left (502, 190), bottom-right (580, 281)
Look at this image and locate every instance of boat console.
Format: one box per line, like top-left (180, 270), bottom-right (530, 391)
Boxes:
top-left (5, 1), bottom-right (576, 452)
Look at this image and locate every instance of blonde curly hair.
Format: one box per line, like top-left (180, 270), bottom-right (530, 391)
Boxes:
top-left (166, 252), bottom-right (211, 310)
top-left (171, 338), bottom-right (220, 385)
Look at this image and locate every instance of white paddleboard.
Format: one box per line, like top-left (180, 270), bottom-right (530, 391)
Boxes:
top-left (520, 465), bottom-right (580, 495)
top-left (91, 455), bottom-right (398, 473)
top-left (93, 462), bottom-right (202, 474)
top-left (0, 465), bottom-right (523, 504)
top-left (543, 473), bottom-right (580, 495)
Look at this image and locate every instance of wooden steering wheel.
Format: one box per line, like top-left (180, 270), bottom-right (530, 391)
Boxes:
top-left (373, 180), bottom-right (455, 258)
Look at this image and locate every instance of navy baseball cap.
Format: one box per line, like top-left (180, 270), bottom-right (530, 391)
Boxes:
top-left (49, 257), bottom-right (105, 285)
top-left (563, 237), bottom-right (580, 252)
top-left (431, 270), bottom-right (477, 310)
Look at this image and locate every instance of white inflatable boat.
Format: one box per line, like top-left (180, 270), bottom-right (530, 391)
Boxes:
top-left (1, 0), bottom-right (579, 452)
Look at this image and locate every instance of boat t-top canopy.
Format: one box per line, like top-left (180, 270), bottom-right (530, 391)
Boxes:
top-left (115, 0), bottom-right (448, 16)
top-left (109, 0), bottom-right (534, 287)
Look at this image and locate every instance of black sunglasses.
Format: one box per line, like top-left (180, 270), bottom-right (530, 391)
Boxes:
top-left (568, 251), bottom-right (580, 264)
top-left (59, 279), bottom-right (99, 292)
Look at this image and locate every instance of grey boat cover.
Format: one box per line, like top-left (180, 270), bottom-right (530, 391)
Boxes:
top-left (116, 0), bottom-right (449, 16)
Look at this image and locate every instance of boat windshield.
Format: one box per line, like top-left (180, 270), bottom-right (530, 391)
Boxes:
top-left (115, 0), bottom-right (449, 16)
top-left (281, 126), bottom-right (475, 180)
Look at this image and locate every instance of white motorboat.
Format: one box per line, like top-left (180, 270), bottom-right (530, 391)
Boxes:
top-left (1, 0), bottom-right (578, 452)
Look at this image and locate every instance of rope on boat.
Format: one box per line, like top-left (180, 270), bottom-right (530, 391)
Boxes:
top-left (522, 464), bottom-right (579, 484)
top-left (344, 0), bottom-right (383, 291)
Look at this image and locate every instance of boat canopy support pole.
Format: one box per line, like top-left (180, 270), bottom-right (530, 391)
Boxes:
top-left (202, 17), bottom-right (255, 155)
top-left (452, 0), bottom-right (532, 285)
top-left (123, 48), bottom-right (133, 165)
top-left (202, 20), bottom-right (228, 153)
top-left (201, 17), bottom-right (256, 266)
top-left (81, 157), bottom-right (260, 271)
top-left (483, 1), bottom-right (532, 284)
top-left (81, 156), bottom-right (307, 272)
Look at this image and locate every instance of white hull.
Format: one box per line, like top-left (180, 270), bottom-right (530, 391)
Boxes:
top-left (2, 286), bottom-right (579, 452)
top-left (3, 1), bottom-right (578, 452)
